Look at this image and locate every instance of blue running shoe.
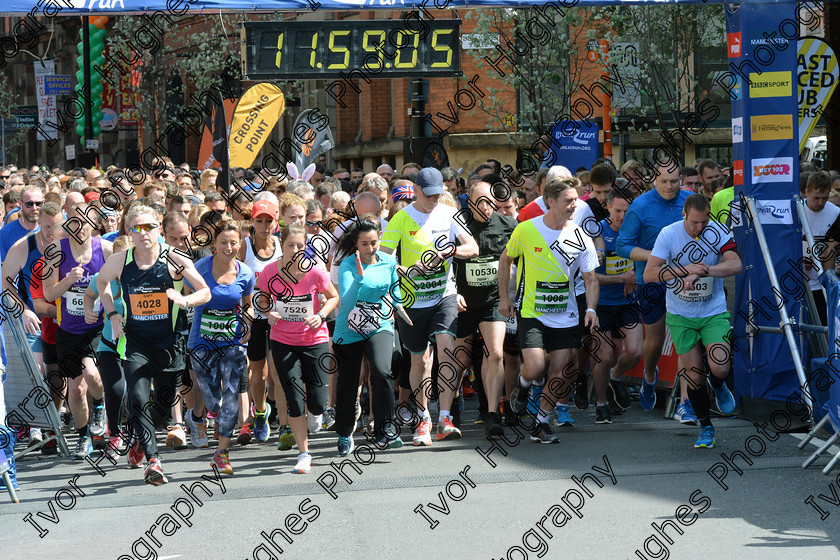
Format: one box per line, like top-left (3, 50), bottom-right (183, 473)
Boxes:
top-left (674, 401), bottom-right (698, 425)
top-left (527, 383), bottom-right (545, 416)
top-left (338, 436), bottom-right (354, 457)
top-left (554, 404), bottom-right (575, 427)
top-left (639, 367), bottom-right (658, 411)
top-left (712, 381), bottom-right (736, 415)
top-left (254, 403), bottom-right (271, 442)
top-left (694, 426), bottom-right (715, 448)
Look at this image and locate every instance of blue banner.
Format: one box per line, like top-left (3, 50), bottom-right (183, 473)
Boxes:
top-left (729, 1), bottom-right (802, 404)
top-left (43, 75), bottom-right (73, 96)
top-left (548, 119), bottom-right (599, 172)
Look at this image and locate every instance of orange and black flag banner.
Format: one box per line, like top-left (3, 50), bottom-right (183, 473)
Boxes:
top-left (229, 83), bottom-right (286, 170)
top-left (197, 93), bottom-right (237, 192)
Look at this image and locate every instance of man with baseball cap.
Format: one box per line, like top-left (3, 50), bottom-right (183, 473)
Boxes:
top-left (381, 168), bottom-right (479, 445)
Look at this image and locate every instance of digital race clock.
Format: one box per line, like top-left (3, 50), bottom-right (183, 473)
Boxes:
top-left (242, 20), bottom-right (462, 80)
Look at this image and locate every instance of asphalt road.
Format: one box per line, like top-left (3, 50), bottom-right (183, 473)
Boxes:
top-left (2, 400), bottom-right (839, 560)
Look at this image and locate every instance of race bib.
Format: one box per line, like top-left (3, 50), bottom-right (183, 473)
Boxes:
top-left (679, 278), bottom-right (714, 302)
top-left (200, 308), bottom-right (237, 339)
top-left (275, 294), bottom-right (314, 322)
top-left (534, 280), bottom-right (569, 314)
top-left (606, 252), bottom-right (633, 275)
top-left (129, 292), bottom-right (168, 320)
top-left (505, 312), bottom-right (517, 335)
top-left (413, 268), bottom-right (447, 301)
top-left (348, 301), bottom-right (382, 334)
top-left (465, 257), bottom-right (499, 287)
top-left (64, 285), bottom-right (87, 316)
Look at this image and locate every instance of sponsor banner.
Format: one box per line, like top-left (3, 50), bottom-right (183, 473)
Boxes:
top-left (197, 97), bottom-right (237, 179)
top-left (34, 61), bottom-right (57, 141)
top-left (732, 160), bottom-right (744, 186)
top-left (749, 71), bottom-right (793, 98)
top-left (752, 198), bottom-right (793, 225)
top-left (732, 117), bottom-right (743, 143)
top-left (727, 32), bottom-right (742, 58)
top-left (751, 157), bottom-right (794, 183)
top-left (750, 114), bottom-right (793, 141)
top-left (798, 37), bottom-right (839, 152)
top-left (229, 83), bottom-right (285, 169)
top-left (548, 119), bottom-right (599, 172)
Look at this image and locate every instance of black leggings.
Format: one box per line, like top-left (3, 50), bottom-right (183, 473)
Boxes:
top-left (123, 342), bottom-right (183, 459)
top-left (334, 332), bottom-right (397, 439)
top-left (97, 349), bottom-right (125, 436)
top-left (269, 340), bottom-right (329, 418)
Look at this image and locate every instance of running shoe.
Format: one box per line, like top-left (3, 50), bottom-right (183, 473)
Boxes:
top-left (322, 407), bottom-right (336, 431)
top-left (436, 416), bottom-right (462, 441)
top-left (595, 404), bottom-right (612, 424)
top-left (509, 378), bottom-right (530, 415)
top-left (474, 411), bottom-right (487, 424)
top-left (484, 412), bottom-right (504, 437)
top-left (89, 405), bottom-right (107, 438)
top-left (396, 405), bottom-right (416, 426)
top-left (574, 377), bottom-right (590, 410)
top-left (712, 381), bottom-right (736, 415)
top-left (106, 433), bottom-right (125, 460)
top-left (413, 418), bottom-right (433, 446)
top-left (554, 405), bottom-right (575, 427)
top-left (376, 435), bottom-right (403, 449)
top-left (609, 378), bottom-right (631, 409)
top-left (526, 383), bottom-right (544, 416)
top-left (73, 436), bottom-right (93, 460)
top-left (308, 413), bottom-right (323, 435)
top-left (531, 422), bottom-right (560, 444)
top-left (237, 424), bottom-right (253, 445)
top-left (278, 426), bottom-right (296, 451)
top-left (144, 457), bottom-right (168, 485)
top-left (364, 418), bottom-right (375, 438)
top-left (338, 436), bottom-right (354, 457)
top-left (28, 427), bottom-right (43, 447)
top-left (254, 403), bottom-right (271, 442)
top-left (212, 449), bottom-right (234, 476)
top-left (184, 409), bottom-right (209, 448)
top-left (166, 425), bottom-right (188, 449)
top-left (639, 367), bottom-right (658, 411)
top-left (128, 441), bottom-right (145, 468)
top-left (40, 431), bottom-right (58, 455)
top-left (292, 452), bottom-right (312, 474)
top-left (92, 430), bottom-right (108, 451)
top-left (502, 400), bottom-right (519, 427)
top-left (674, 401), bottom-right (698, 426)
top-left (694, 426), bottom-right (716, 448)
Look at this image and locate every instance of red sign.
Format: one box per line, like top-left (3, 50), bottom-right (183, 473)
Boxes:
top-left (727, 32), bottom-right (742, 58)
top-left (118, 61), bottom-right (141, 126)
top-left (732, 160), bottom-right (744, 186)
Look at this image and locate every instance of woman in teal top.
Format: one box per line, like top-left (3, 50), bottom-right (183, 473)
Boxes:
top-left (333, 217), bottom-right (412, 456)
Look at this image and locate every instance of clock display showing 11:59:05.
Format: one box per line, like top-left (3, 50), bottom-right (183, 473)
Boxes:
top-left (246, 20), bottom-right (461, 79)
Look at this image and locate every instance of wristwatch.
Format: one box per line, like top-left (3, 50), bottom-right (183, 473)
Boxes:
top-left (107, 310), bottom-right (120, 319)
top-left (317, 312), bottom-right (326, 322)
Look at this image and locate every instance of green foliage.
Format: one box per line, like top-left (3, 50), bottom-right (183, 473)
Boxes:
top-left (0, 72), bottom-right (26, 153)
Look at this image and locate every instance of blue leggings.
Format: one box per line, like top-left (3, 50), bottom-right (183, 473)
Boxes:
top-left (193, 344), bottom-right (248, 439)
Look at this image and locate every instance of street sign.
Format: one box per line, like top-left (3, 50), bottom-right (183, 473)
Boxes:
top-left (43, 75), bottom-right (73, 96)
top-left (0, 119), bottom-right (18, 135)
top-left (85, 139), bottom-right (99, 150)
top-left (10, 105), bottom-right (37, 128)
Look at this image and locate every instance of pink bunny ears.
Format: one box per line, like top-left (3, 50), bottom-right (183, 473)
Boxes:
top-left (286, 162), bottom-right (316, 182)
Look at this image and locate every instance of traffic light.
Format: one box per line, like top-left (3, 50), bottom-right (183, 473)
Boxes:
top-left (75, 16), bottom-right (108, 142)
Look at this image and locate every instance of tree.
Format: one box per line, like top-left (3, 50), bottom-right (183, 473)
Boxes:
top-left (0, 71), bottom-right (26, 161)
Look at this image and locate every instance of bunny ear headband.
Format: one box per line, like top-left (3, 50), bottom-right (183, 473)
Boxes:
top-left (286, 162), bottom-right (317, 182)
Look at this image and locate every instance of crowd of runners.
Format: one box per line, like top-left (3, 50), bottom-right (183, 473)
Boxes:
top-left (2, 155), bottom-right (836, 486)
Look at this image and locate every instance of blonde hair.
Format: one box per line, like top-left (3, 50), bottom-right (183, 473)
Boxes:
top-left (199, 169), bottom-right (219, 191)
top-left (440, 192), bottom-right (458, 208)
top-left (188, 204), bottom-right (210, 226)
top-left (278, 192), bottom-right (305, 218)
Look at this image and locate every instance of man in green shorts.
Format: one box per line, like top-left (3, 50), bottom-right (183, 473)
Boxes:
top-left (643, 194), bottom-right (741, 448)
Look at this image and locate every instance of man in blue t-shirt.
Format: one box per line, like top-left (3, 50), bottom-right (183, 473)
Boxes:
top-left (0, 185), bottom-right (42, 261)
top-left (616, 162), bottom-right (690, 413)
top-left (590, 188), bottom-right (643, 424)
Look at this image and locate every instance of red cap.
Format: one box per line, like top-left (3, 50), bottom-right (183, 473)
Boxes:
top-left (84, 192), bottom-right (100, 203)
top-left (252, 200), bottom-right (278, 220)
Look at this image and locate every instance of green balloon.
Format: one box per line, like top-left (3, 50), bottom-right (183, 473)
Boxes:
top-left (76, 70), bottom-right (84, 83)
top-left (94, 29), bottom-right (106, 43)
top-left (76, 124), bottom-right (85, 137)
top-left (77, 54), bottom-right (84, 67)
top-left (94, 55), bottom-right (105, 67)
top-left (77, 40), bottom-right (84, 52)
top-left (93, 124), bottom-right (101, 136)
top-left (91, 83), bottom-right (103, 97)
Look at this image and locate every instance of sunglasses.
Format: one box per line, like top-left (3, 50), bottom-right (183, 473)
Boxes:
top-left (0, 175), bottom-right (9, 179)
top-left (305, 220), bottom-right (320, 227)
top-left (24, 200), bottom-right (44, 208)
top-left (130, 223), bottom-right (159, 233)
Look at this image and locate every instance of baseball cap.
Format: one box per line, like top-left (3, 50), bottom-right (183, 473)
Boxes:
top-left (416, 167), bottom-right (445, 196)
top-left (84, 192), bottom-right (100, 203)
top-left (252, 200), bottom-right (278, 220)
